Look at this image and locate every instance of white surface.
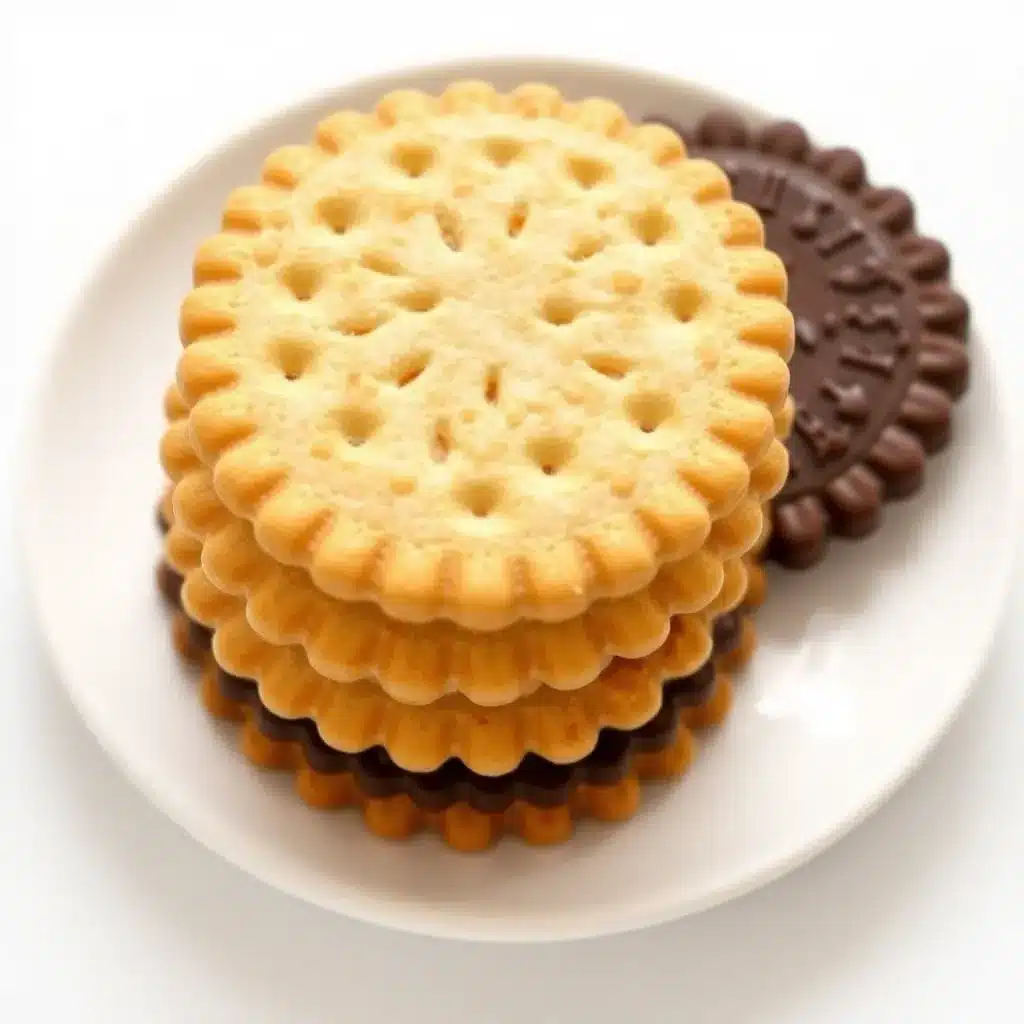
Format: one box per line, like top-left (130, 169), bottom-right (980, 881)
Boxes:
top-left (5, 7), bottom-right (1024, 1020)
top-left (19, 54), bottom-right (1019, 946)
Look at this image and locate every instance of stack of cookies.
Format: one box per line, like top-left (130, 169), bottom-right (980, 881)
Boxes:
top-left (157, 82), bottom-right (794, 850)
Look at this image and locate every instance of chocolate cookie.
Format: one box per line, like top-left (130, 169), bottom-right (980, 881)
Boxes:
top-left (649, 111), bottom-right (969, 568)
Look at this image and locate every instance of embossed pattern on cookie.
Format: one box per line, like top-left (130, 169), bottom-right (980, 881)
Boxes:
top-left (648, 111), bottom-right (969, 568)
top-left (175, 83), bottom-right (793, 627)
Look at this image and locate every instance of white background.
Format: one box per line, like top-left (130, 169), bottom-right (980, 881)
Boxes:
top-left (5, 6), bottom-right (1023, 1021)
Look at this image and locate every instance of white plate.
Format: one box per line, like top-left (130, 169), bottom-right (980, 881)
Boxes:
top-left (21, 58), bottom-right (1017, 943)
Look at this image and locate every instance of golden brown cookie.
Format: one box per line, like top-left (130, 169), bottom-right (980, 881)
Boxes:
top-left (162, 385), bottom-right (786, 706)
top-left (160, 575), bottom-right (747, 852)
top-left (172, 82), bottom-right (793, 631)
top-left (164, 519), bottom-right (747, 775)
top-left (184, 637), bottom-right (712, 851)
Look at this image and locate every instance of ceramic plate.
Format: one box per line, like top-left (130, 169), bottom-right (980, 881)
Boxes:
top-left (21, 58), bottom-right (1017, 942)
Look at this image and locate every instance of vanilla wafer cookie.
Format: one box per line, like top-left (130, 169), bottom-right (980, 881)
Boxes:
top-left (173, 82), bottom-right (793, 630)
top-left (161, 383), bottom-right (785, 705)
top-left (162, 524), bottom-right (747, 775)
top-left (741, 395), bottom-right (794, 610)
top-left (743, 524), bottom-right (770, 611)
top-left (174, 514), bottom-right (750, 707)
top-left (161, 569), bottom-right (744, 850)
top-left (167, 472), bottom-right (769, 706)
top-left (183, 636), bottom-right (713, 851)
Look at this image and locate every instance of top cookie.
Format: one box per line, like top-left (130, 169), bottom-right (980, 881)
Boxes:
top-left (176, 82), bottom-right (793, 629)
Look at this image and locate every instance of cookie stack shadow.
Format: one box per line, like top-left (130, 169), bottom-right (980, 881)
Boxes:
top-left (156, 82), bottom-right (795, 850)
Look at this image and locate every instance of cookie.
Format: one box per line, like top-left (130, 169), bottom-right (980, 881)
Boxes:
top-left (649, 110), bottom-right (968, 568)
top-left (163, 519), bottom-right (749, 774)
top-left (162, 577), bottom-right (749, 850)
top-left (174, 82), bottom-right (793, 629)
top-left (167, 465), bottom-right (775, 706)
top-left (162, 383), bottom-right (785, 705)
top-left (170, 599), bottom-right (740, 802)
top-left (185, 636), bottom-right (711, 851)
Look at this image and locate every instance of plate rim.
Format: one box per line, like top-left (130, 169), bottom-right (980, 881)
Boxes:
top-left (18, 55), bottom-right (1021, 943)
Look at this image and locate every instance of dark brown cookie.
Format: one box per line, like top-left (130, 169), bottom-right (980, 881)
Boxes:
top-left (649, 111), bottom-right (969, 568)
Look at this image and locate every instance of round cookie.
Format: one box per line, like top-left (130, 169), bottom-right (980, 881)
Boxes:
top-left (650, 110), bottom-right (969, 568)
top-left (159, 562), bottom-right (749, 849)
top-left (172, 84), bottom-right (794, 629)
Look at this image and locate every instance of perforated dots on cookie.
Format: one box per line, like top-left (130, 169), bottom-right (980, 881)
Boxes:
top-left (315, 192), bottom-right (360, 235)
top-left (267, 336), bottom-right (317, 382)
top-left (176, 82), bottom-right (793, 628)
